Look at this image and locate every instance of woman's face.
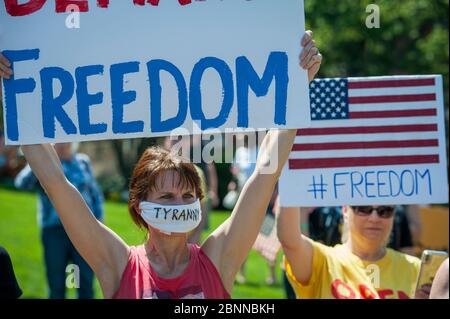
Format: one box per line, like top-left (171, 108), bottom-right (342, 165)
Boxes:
top-left (344, 206), bottom-right (394, 245)
top-left (140, 171), bottom-right (199, 237)
top-left (145, 170), bottom-right (197, 206)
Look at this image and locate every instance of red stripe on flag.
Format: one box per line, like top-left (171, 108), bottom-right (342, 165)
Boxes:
top-left (349, 109), bottom-right (437, 119)
top-left (348, 78), bottom-right (436, 89)
top-left (348, 94), bottom-right (436, 104)
top-left (296, 124), bottom-right (438, 136)
top-left (292, 139), bottom-right (439, 151)
top-left (289, 155), bottom-right (440, 170)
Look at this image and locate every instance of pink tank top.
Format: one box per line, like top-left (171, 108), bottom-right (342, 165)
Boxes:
top-left (113, 244), bottom-right (231, 299)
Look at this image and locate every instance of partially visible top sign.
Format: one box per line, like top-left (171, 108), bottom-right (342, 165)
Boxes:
top-left (279, 75), bottom-right (449, 206)
top-left (1, 0), bottom-right (310, 145)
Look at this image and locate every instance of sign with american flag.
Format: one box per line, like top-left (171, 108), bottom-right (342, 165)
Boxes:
top-left (279, 75), bottom-right (448, 206)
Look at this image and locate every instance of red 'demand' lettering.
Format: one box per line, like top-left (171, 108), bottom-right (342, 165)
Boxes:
top-left (4, 0), bottom-right (193, 16)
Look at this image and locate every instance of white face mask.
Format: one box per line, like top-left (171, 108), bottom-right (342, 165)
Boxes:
top-left (139, 199), bottom-right (202, 235)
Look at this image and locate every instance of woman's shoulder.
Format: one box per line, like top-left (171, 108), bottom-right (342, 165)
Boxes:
top-left (194, 243), bottom-right (221, 269)
top-left (115, 244), bottom-right (147, 274)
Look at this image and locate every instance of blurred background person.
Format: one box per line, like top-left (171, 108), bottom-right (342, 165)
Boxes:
top-left (0, 131), bottom-right (6, 175)
top-left (404, 205), bottom-right (424, 251)
top-left (282, 205), bottom-right (420, 299)
top-left (280, 205), bottom-right (424, 298)
top-left (0, 130), bottom-right (25, 186)
top-left (0, 245), bottom-right (22, 299)
top-left (226, 133), bottom-right (278, 286)
top-left (227, 133), bottom-right (256, 285)
top-left (277, 205), bottom-right (427, 299)
top-left (388, 206), bottom-right (415, 256)
top-left (250, 191), bottom-right (280, 286)
top-left (14, 143), bottom-right (104, 299)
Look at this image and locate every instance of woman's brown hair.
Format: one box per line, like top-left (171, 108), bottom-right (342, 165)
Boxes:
top-left (128, 147), bottom-right (204, 229)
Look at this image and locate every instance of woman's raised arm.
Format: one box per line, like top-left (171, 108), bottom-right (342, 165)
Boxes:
top-left (202, 31), bottom-right (322, 292)
top-left (276, 206), bottom-right (314, 285)
top-left (21, 144), bottom-right (129, 295)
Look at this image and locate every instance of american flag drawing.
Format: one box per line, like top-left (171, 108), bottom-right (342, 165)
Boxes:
top-left (289, 76), bottom-right (441, 170)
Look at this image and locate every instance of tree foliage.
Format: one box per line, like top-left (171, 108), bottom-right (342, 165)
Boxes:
top-left (305, 0), bottom-right (449, 111)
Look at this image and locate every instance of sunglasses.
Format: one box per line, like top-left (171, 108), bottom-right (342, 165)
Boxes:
top-left (352, 206), bottom-right (395, 219)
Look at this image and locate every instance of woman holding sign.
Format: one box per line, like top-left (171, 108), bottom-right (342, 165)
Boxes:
top-left (277, 205), bottom-right (431, 299)
top-left (0, 31), bottom-right (322, 299)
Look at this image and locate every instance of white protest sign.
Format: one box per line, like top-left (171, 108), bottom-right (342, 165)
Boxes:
top-left (0, 0), bottom-right (310, 145)
top-left (279, 75), bottom-right (449, 206)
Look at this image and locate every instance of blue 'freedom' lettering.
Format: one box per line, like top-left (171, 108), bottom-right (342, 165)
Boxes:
top-left (2, 49), bottom-right (289, 141)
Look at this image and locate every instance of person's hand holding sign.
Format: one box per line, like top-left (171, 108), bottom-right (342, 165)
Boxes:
top-left (300, 30), bottom-right (322, 82)
top-left (0, 53), bottom-right (11, 79)
top-left (0, 52), bottom-right (12, 99)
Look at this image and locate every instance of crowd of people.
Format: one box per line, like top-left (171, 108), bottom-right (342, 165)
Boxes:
top-left (0, 31), bottom-right (448, 300)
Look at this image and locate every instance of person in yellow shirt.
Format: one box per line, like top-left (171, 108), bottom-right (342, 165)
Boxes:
top-left (277, 205), bottom-right (428, 299)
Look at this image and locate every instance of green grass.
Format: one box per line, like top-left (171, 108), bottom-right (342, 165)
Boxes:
top-left (0, 187), bottom-right (285, 299)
